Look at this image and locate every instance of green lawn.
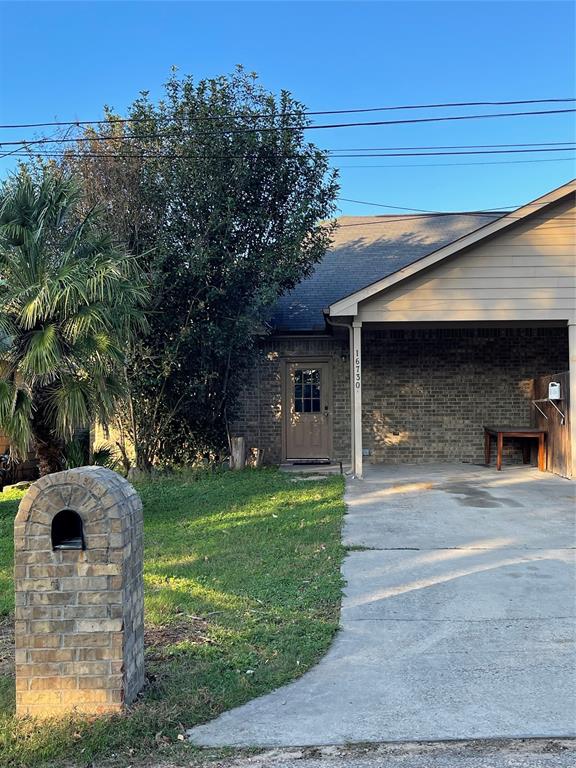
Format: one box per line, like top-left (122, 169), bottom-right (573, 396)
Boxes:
top-left (0, 469), bottom-right (345, 767)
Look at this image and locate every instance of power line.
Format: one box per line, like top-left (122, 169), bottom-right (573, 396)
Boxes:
top-left (336, 156), bottom-right (576, 169)
top-left (335, 215), bottom-right (492, 228)
top-left (4, 146), bottom-right (576, 161)
top-left (0, 145), bottom-right (31, 160)
top-left (5, 140), bottom-right (576, 156)
top-left (336, 213), bottom-right (503, 226)
top-left (329, 148), bottom-right (576, 158)
top-left (2, 98), bottom-right (575, 130)
top-left (337, 196), bottom-right (576, 215)
top-left (338, 198), bottom-right (512, 214)
top-left (6, 153), bottom-right (575, 169)
top-left (1, 107), bottom-right (575, 149)
top-left (335, 213), bottom-right (576, 228)
top-left (328, 141), bottom-right (576, 151)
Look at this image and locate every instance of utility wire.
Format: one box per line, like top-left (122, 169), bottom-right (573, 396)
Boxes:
top-left (337, 198), bottom-right (576, 217)
top-left (1, 107), bottom-right (575, 148)
top-left (4, 146), bottom-right (576, 160)
top-left (329, 148), bottom-right (576, 158)
top-left (335, 214), bottom-right (498, 227)
top-left (337, 195), bottom-right (574, 213)
top-left (1, 98), bottom-right (575, 129)
top-left (338, 198), bottom-right (513, 213)
top-left (327, 141), bottom-right (576, 151)
top-left (337, 156), bottom-right (576, 169)
top-left (335, 214), bottom-right (575, 228)
top-left (5, 140), bottom-right (576, 156)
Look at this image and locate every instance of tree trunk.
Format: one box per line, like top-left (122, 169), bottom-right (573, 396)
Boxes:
top-left (34, 438), bottom-right (65, 476)
top-left (230, 437), bottom-right (246, 470)
top-left (31, 398), bottom-right (65, 476)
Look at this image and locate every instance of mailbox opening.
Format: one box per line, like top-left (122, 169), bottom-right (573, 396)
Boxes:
top-left (51, 509), bottom-right (85, 550)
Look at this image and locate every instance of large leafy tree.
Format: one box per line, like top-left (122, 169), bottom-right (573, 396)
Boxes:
top-left (0, 169), bottom-right (148, 475)
top-left (60, 68), bottom-right (339, 469)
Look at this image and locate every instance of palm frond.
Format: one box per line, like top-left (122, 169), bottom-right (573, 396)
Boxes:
top-left (63, 438), bottom-right (87, 469)
top-left (45, 376), bottom-right (91, 440)
top-left (19, 324), bottom-right (63, 377)
top-left (0, 167), bottom-right (149, 464)
top-left (0, 386), bottom-right (33, 459)
top-left (92, 443), bottom-right (119, 470)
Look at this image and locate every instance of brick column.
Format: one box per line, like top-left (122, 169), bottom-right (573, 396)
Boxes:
top-left (14, 467), bottom-right (144, 718)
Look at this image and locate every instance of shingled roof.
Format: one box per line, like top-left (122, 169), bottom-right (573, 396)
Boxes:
top-left (270, 212), bottom-right (504, 331)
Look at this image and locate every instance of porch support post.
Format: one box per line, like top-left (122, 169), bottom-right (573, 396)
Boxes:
top-left (352, 320), bottom-right (363, 478)
top-left (569, 322), bottom-right (576, 479)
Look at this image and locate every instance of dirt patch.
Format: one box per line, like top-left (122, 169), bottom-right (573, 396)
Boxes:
top-left (145, 618), bottom-right (214, 662)
top-left (0, 615), bottom-right (212, 679)
top-left (0, 614), bottom-right (14, 677)
top-left (87, 738), bottom-right (576, 768)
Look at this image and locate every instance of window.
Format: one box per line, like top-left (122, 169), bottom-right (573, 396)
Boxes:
top-left (51, 509), bottom-right (85, 550)
top-left (294, 368), bottom-right (321, 413)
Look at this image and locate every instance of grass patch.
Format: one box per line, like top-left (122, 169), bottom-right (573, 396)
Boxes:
top-left (0, 469), bottom-right (345, 767)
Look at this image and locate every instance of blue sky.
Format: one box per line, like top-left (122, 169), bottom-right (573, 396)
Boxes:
top-left (0, 1), bottom-right (575, 215)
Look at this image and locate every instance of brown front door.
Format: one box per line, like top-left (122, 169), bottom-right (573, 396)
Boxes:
top-left (285, 362), bottom-right (332, 461)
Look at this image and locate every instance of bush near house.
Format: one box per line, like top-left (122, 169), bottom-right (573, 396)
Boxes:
top-left (61, 67), bottom-right (339, 470)
top-left (0, 469), bottom-right (345, 767)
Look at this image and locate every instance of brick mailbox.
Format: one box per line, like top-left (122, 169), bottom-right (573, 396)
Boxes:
top-left (14, 466), bottom-right (144, 717)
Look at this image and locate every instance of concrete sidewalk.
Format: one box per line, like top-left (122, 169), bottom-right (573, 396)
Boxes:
top-left (187, 464), bottom-right (576, 748)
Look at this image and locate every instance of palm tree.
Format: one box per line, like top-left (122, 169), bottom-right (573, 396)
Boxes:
top-left (0, 168), bottom-right (148, 476)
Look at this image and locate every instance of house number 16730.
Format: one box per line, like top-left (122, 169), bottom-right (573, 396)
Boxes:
top-left (355, 349), bottom-right (361, 389)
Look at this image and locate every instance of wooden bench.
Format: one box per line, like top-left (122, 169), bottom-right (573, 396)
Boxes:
top-left (484, 426), bottom-right (547, 472)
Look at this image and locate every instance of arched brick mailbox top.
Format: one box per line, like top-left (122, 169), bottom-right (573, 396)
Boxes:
top-left (15, 466), bottom-right (142, 558)
top-left (14, 467), bottom-right (144, 718)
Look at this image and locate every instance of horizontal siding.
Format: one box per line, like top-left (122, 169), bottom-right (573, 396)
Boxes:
top-left (433, 251), bottom-right (575, 263)
top-left (361, 309), bottom-right (573, 322)
top-left (457, 247), bottom-right (575, 258)
top-left (422, 268), bottom-right (574, 279)
top-left (380, 281), bottom-right (576, 292)
top-left (359, 196), bottom-right (576, 323)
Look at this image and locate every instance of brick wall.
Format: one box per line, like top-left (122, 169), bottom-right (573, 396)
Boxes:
top-left (231, 334), bottom-right (351, 464)
top-left (231, 326), bottom-right (569, 467)
top-left (362, 326), bottom-right (568, 465)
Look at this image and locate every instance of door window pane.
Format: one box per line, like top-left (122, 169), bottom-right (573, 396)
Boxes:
top-left (294, 368), bottom-right (321, 413)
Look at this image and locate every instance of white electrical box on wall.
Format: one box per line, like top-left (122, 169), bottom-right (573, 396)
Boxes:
top-left (548, 382), bottom-right (561, 401)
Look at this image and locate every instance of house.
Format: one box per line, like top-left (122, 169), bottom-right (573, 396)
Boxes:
top-left (232, 179), bottom-right (576, 478)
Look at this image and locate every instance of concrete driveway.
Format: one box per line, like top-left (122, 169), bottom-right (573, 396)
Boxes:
top-left (188, 464), bottom-right (576, 748)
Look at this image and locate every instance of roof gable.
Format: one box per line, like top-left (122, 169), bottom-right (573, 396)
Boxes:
top-left (270, 212), bottom-right (501, 331)
top-left (358, 194), bottom-right (576, 324)
top-left (329, 179), bottom-right (576, 317)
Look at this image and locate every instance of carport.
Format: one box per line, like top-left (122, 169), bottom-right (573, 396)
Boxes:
top-left (327, 182), bottom-right (576, 479)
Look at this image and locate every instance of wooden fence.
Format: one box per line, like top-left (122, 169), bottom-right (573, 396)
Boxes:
top-left (532, 371), bottom-right (571, 478)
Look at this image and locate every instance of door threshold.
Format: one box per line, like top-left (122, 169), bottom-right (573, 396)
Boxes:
top-left (280, 462), bottom-right (345, 475)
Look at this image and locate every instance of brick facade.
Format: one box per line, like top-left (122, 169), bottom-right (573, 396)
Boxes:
top-left (231, 335), bottom-right (351, 465)
top-left (231, 326), bottom-right (569, 466)
top-left (361, 326), bottom-right (568, 465)
top-left (14, 466), bottom-right (144, 717)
